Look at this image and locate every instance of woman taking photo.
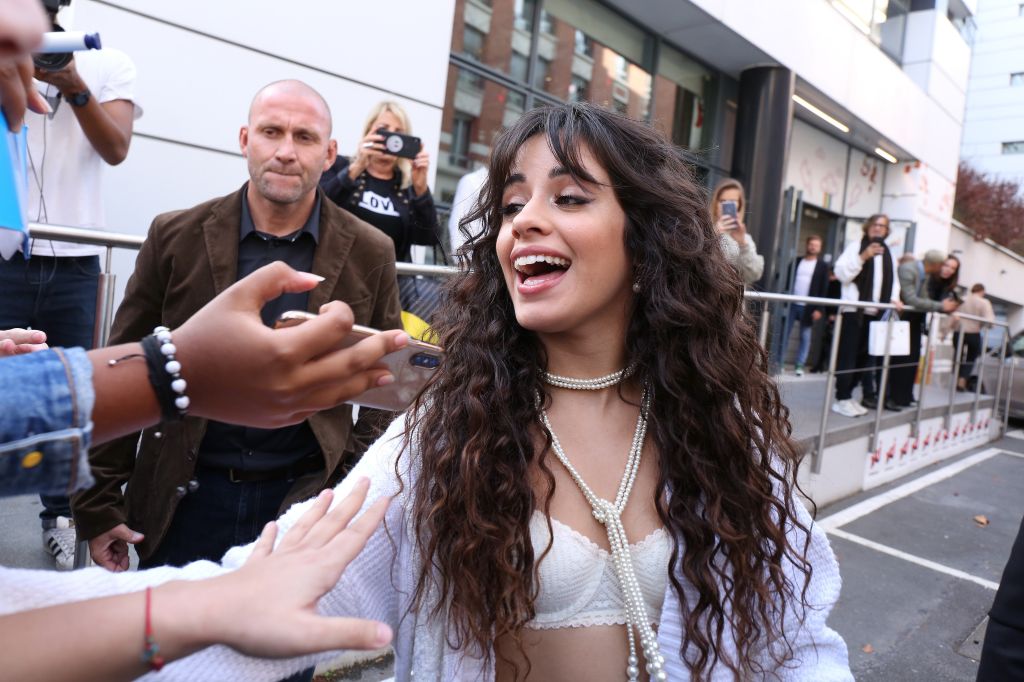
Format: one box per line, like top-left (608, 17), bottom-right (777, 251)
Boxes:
top-left (709, 178), bottom-right (764, 286)
top-left (320, 100), bottom-right (441, 263)
top-left (1, 103), bottom-right (850, 681)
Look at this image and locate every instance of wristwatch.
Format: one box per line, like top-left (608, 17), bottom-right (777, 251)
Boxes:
top-left (67, 89), bottom-right (91, 108)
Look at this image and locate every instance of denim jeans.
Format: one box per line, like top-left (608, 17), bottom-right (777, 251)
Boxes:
top-left (0, 254), bottom-right (100, 524)
top-left (776, 304), bottom-right (813, 368)
top-left (138, 466), bottom-right (295, 569)
top-left (0, 347), bottom-right (95, 499)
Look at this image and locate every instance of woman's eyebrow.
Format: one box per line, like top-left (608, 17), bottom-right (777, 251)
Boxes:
top-left (502, 172), bottom-right (525, 191)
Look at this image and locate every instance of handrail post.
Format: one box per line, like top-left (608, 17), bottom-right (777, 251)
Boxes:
top-left (78, 246), bottom-right (116, 570)
top-left (1004, 354), bottom-right (1017, 438)
top-left (913, 314), bottom-right (935, 438)
top-left (812, 312), bottom-right (844, 474)
top-left (758, 305), bottom-right (772, 351)
top-left (870, 313), bottom-right (895, 453)
top-left (971, 327), bottom-right (988, 423)
top-left (946, 330), bottom-right (965, 431)
top-left (993, 333), bottom-right (1009, 427)
top-left (90, 246), bottom-right (115, 349)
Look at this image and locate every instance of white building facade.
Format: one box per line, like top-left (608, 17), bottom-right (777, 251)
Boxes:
top-left (961, 0), bottom-right (1024, 189)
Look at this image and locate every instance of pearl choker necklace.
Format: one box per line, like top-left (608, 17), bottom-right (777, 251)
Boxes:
top-left (542, 364), bottom-right (636, 391)
top-left (537, 386), bottom-right (665, 681)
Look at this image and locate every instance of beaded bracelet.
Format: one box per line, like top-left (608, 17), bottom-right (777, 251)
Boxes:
top-left (140, 326), bottom-right (190, 422)
top-left (141, 587), bottom-right (165, 671)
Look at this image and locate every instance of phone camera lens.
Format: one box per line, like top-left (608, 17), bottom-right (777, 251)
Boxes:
top-left (410, 353), bottom-right (440, 369)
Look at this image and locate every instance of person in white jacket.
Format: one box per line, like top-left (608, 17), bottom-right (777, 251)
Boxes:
top-left (830, 214), bottom-right (903, 417)
top-left (0, 103), bottom-right (852, 682)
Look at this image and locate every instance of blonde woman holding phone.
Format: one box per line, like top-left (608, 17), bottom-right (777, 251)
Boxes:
top-left (710, 178), bottom-right (764, 286)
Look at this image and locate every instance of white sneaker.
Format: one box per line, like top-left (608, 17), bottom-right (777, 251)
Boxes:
top-left (852, 400), bottom-right (870, 416)
top-left (831, 399), bottom-right (863, 418)
top-left (42, 516), bottom-right (76, 571)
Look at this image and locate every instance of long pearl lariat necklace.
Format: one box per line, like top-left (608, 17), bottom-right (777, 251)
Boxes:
top-left (538, 370), bottom-right (666, 681)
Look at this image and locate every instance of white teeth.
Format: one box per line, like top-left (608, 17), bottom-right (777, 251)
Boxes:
top-left (513, 254), bottom-right (570, 272)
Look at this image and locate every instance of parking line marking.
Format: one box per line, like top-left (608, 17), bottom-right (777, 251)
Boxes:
top-left (827, 528), bottom-right (1000, 591)
top-left (817, 448), bottom-right (1004, 531)
top-left (1007, 430), bottom-right (1024, 441)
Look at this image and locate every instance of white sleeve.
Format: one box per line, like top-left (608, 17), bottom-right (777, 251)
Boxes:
top-left (149, 415), bottom-right (412, 681)
top-left (833, 243), bottom-right (863, 285)
top-left (751, 494), bottom-right (853, 681)
top-left (96, 48), bottom-right (142, 119)
top-left (0, 415), bottom-right (412, 682)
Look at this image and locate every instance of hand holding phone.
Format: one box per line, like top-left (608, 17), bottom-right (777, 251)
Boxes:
top-left (374, 128), bottom-right (422, 160)
top-left (719, 200), bottom-right (739, 230)
top-left (276, 311), bottom-right (441, 411)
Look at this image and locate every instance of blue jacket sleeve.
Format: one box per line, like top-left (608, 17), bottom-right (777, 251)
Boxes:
top-left (0, 348), bottom-right (95, 498)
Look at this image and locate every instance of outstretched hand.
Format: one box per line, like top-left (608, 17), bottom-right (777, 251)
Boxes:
top-left (0, 328), bottom-right (47, 356)
top-left (171, 261), bottom-right (408, 428)
top-left (178, 479), bottom-right (393, 658)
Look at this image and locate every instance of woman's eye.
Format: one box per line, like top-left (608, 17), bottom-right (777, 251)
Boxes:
top-left (556, 195), bottom-right (589, 206)
top-left (500, 203), bottom-right (524, 217)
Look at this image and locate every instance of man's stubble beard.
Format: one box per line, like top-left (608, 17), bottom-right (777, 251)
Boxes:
top-left (251, 166), bottom-right (313, 206)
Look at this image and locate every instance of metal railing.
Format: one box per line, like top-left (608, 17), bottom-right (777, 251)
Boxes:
top-left (746, 291), bottom-right (1016, 473)
top-left (30, 221), bottom-right (1019, 486)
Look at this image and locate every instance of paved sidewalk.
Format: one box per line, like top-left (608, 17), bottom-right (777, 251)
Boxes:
top-left (821, 431), bottom-right (1024, 680)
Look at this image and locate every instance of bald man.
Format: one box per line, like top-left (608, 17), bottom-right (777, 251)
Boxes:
top-left (72, 80), bottom-right (403, 571)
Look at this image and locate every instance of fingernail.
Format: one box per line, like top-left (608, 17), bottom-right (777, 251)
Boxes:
top-left (301, 272), bottom-right (326, 283)
top-left (376, 374), bottom-right (395, 386)
top-left (376, 623), bottom-right (393, 645)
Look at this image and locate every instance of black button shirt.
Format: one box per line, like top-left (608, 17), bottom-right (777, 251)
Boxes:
top-left (198, 186), bottom-right (322, 472)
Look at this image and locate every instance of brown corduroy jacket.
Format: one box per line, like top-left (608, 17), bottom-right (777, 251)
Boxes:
top-left (71, 185), bottom-right (403, 559)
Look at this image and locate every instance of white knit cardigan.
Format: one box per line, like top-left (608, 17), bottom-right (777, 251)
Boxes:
top-left (0, 417), bottom-right (852, 681)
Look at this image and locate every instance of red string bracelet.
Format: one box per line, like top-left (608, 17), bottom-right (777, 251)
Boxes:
top-left (142, 587), bottom-right (165, 671)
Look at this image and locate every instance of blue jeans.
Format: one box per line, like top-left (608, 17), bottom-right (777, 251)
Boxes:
top-left (776, 304), bottom-right (812, 367)
top-left (0, 254), bottom-right (99, 525)
top-left (138, 466), bottom-right (295, 569)
top-left (0, 347), bottom-right (95, 499)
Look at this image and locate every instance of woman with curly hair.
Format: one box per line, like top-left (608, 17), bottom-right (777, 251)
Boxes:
top-left (0, 103), bottom-right (851, 681)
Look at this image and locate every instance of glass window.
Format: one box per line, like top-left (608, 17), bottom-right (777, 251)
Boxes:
top-left (537, 0), bottom-right (654, 118)
top-left (574, 30), bottom-right (593, 57)
top-left (462, 25), bottom-right (485, 61)
top-left (455, 0), bottom-right (535, 78)
top-left (509, 52), bottom-right (529, 82)
top-left (830, 0), bottom-right (909, 61)
top-left (651, 44), bottom-right (710, 151)
top-left (1012, 72), bottom-right (1024, 87)
top-left (514, 0), bottom-right (536, 31)
top-left (569, 74), bottom-right (589, 102)
top-left (534, 56), bottom-right (552, 90)
top-left (438, 64), bottom-right (526, 203)
top-left (1002, 141), bottom-right (1024, 155)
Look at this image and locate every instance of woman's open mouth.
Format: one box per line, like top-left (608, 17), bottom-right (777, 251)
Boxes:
top-left (513, 254), bottom-right (571, 292)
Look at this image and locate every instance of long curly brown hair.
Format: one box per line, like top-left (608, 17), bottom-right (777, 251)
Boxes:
top-left (402, 102), bottom-right (813, 680)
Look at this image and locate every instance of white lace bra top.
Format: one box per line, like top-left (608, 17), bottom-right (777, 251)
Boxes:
top-left (527, 511), bottom-right (671, 630)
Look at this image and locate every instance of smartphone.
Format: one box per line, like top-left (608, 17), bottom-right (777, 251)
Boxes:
top-left (375, 128), bottom-right (422, 160)
top-left (275, 310), bottom-right (443, 411)
top-left (721, 200), bottom-right (738, 227)
top-left (869, 236), bottom-right (886, 246)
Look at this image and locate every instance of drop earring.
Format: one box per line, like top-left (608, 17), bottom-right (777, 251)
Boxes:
top-left (632, 280), bottom-right (641, 293)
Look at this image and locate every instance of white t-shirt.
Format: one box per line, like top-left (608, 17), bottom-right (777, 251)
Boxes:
top-left (25, 47), bottom-right (141, 257)
top-left (446, 165), bottom-right (487, 254)
top-left (792, 257), bottom-right (817, 298)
